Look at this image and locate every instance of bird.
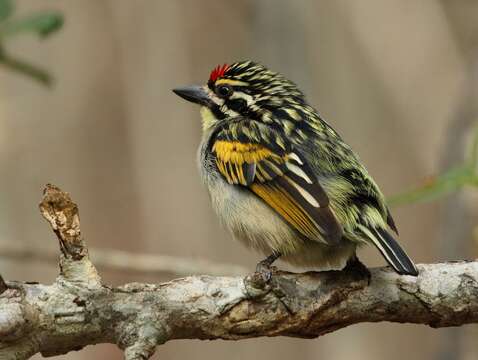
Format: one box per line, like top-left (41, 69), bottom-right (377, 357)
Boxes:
top-left (173, 61), bottom-right (418, 277)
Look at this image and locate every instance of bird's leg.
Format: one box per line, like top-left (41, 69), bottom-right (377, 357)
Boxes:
top-left (343, 255), bottom-right (371, 283)
top-left (255, 252), bottom-right (281, 282)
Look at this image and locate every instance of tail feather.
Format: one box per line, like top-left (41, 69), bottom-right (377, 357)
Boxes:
top-left (358, 224), bottom-right (418, 276)
top-left (371, 227), bottom-right (418, 276)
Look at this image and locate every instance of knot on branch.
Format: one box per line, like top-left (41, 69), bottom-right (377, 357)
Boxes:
top-left (123, 328), bottom-right (166, 360)
top-left (119, 313), bottom-right (169, 360)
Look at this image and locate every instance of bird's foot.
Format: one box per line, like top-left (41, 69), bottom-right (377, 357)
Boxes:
top-left (253, 252), bottom-right (281, 284)
top-left (344, 256), bottom-right (371, 283)
top-left (255, 261), bottom-right (277, 283)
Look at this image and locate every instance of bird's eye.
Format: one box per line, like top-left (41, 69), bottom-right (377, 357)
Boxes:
top-left (216, 84), bottom-right (233, 98)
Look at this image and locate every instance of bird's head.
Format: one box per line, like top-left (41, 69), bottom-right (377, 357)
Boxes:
top-left (173, 61), bottom-right (306, 131)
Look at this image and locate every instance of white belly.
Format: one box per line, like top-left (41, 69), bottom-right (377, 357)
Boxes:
top-left (203, 170), bottom-right (356, 270)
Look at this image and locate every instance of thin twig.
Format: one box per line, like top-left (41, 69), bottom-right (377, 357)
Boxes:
top-left (0, 44), bottom-right (52, 85)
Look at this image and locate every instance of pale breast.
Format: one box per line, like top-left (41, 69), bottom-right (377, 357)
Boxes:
top-left (198, 141), bottom-right (299, 255)
top-left (197, 139), bottom-right (355, 270)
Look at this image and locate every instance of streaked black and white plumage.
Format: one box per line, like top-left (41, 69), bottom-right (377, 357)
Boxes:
top-left (173, 61), bottom-right (418, 276)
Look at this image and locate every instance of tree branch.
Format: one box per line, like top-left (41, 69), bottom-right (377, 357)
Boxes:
top-left (1, 185), bottom-right (477, 359)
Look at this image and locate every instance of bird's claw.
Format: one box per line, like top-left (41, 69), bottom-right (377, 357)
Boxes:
top-left (344, 257), bottom-right (371, 284)
top-left (255, 261), bottom-right (277, 283)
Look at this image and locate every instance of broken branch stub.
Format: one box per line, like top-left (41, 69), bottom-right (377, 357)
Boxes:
top-left (38, 184), bottom-right (101, 286)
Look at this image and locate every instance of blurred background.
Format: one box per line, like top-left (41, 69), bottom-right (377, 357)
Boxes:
top-left (1, 0), bottom-right (477, 359)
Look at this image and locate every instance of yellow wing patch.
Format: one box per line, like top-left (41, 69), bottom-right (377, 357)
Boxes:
top-left (212, 139), bottom-right (342, 243)
top-left (250, 182), bottom-right (323, 240)
top-left (213, 140), bottom-right (276, 163)
top-left (213, 140), bottom-right (283, 185)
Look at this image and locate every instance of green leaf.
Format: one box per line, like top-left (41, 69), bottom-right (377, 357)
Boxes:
top-left (0, 12), bottom-right (63, 38)
top-left (0, 0), bottom-right (13, 22)
top-left (388, 121), bottom-right (478, 208)
top-left (388, 166), bottom-right (473, 207)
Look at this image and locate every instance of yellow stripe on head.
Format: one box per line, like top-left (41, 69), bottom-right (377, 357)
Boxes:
top-left (215, 79), bottom-right (249, 87)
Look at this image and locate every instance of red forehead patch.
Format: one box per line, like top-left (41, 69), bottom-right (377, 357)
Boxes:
top-left (209, 63), bottom-right (229, 83)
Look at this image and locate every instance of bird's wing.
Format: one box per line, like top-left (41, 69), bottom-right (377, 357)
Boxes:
top-left (212, 139), bottom-right (343, 244)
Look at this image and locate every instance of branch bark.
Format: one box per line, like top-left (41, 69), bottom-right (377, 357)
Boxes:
top-left (1, 185), bottom-right (477, 359)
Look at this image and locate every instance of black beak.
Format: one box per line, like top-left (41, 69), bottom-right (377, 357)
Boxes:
top-left (172, 85), bottom-right (211, 106)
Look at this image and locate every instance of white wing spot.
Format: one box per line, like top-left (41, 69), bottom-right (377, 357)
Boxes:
top-left (286, 163), bottom-right (313, 184)
top-left (288, 153), bottom-right (303, 165)
top-left (288, 180), bottom-right (319, 208)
